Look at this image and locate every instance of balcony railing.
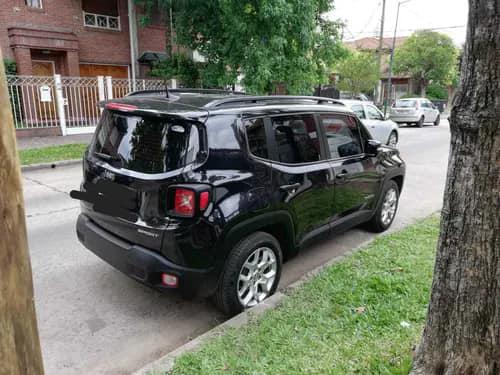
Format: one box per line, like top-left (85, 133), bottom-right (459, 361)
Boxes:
top-left (83, 11), bottom-right (120, 31)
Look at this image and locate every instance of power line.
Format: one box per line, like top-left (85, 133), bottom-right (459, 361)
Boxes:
top-left (347, 24), bottom-right (466, 34)
top-left (349, 1), bottom-right (382, 38)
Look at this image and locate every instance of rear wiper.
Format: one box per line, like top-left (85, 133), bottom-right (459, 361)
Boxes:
top-left (94, 152), bottom-right (124, 167)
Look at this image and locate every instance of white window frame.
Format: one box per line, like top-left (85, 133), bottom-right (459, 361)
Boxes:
top-left (83, 11), bottom-right (121, 31)
top-left (26, 0), bottom-right (43, 9)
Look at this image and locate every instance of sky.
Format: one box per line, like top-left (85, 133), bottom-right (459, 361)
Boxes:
top-left (328, 0), bottom-right (469, 46)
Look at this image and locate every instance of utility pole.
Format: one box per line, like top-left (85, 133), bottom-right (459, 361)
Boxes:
top-left (376, 0), bottom-right (386, 105)
top-left (128, 0), bottom-right (139, 91)
top-left (385, 0), bottom-right (411, 116)
top-left (0, 49), bottom-right (45, 375)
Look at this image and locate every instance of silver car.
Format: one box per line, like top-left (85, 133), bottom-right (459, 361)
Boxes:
top-left (389, 98), bottom-right (441, 127)
top-left (340, 100), bottom-right (399, 147)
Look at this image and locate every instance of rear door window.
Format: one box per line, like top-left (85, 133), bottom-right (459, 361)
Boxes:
top-left (270, 114), bottom-right (321, 164)
top-left (319, 114), bottom-right (363, 159)
top-left (92, 110), bottom-right (200, 174)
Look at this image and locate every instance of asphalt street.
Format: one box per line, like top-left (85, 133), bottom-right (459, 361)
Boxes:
top-left (22, 120), bottom-right (451, 374)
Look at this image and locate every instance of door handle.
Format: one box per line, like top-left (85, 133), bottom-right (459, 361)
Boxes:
top-left (279, 183), bottom-right (301, 192)
top-left (336, 170), bottom-right (348, 179)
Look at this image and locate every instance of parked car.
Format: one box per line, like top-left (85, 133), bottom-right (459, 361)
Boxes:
top-left (389, 98), bottom-right (441, 127)
top-left (340, 100), bottom-right (399, 147)
top-left (71, 91), bottom-right (406, 315)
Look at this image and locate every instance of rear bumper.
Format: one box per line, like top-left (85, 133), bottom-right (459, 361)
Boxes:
top-left (76, 214), bottom-right (219, 297)
top-left (389, 115), bottom-right (420, 123)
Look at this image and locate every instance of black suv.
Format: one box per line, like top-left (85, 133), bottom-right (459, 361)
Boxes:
top-left (72, 90), bottom-right (405, 315)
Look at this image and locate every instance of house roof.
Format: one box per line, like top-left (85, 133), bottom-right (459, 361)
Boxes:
top-left (345, 36), bottom-right (408, 51)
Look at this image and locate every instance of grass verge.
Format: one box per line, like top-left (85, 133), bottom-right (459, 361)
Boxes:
top-left (170, 216), bottom-right (440, 375)
top-left (19, 143), bottom-right (87, 165)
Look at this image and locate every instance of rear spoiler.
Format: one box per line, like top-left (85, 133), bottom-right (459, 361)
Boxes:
top-left (98, 100), bottom-right (209, 121)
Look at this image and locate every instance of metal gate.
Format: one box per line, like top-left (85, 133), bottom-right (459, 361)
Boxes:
top-left (7, 74), bottom-right (167, 135)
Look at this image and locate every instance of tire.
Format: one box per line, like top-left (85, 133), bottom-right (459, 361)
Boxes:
top-left (387, 131), bottom-right (398, 147)
top-left (434, 114), bottom-right (440, 126)
top-left (366, 180), bottom-right (400, 233)
top-left (213, 232), bottom-right (283, 316)
top-left (417, 116), bottom-right (424, 128)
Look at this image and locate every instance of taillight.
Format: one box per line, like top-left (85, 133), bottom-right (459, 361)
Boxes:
top-left (169, 186), bottom-right (211, 217)
top-left (174, 189), bottom-right (195, 216)
top-left (199, 191), bottom-right (210, 210)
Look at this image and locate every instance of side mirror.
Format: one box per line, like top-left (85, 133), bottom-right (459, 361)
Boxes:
top-left (366, 139), bottom-right (382, 155)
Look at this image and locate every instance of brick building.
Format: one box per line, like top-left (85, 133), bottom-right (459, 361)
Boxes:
top-left (0, 0), bottom-right (169, 78)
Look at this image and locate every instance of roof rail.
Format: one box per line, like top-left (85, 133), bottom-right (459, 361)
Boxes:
top-left (126, 88), bottom-right (247, 97)
top-left (205, 95), bottom-right (345, 108)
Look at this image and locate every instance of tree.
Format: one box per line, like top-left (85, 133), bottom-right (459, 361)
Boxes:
top-left (336, 51), bottom-right (379, 95)
top-left (410, 1), bottom-right (499, 374)
top-left (0, 51), bottom-right (44, 373)
top-left (394, 30), bottom-right (458, 96)
top-left (149, 52), bottom-right (200, 87)
top-left (137, 0), bottom-right (346, 94)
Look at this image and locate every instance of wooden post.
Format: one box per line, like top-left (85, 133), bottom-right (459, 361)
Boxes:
top-left (0, 50), bottom-right (45, 374)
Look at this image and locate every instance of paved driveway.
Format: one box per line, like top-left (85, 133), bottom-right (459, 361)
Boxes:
top-left (23, 121), bottom-right (450, 374)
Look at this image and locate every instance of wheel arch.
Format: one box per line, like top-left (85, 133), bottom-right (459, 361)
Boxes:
top-left (221, 211), bottom-right (297, 262)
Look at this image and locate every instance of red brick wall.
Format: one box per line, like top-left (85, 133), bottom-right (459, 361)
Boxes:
top-left (137, 25), bottom-right (167, 56)
top-left (0, 0), bottom-right (169, 74)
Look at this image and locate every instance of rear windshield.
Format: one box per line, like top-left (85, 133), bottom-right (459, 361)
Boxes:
top-left (395, 100), bottom-right (416, 108)
top-left (91, 110), bottom-right (200, 174)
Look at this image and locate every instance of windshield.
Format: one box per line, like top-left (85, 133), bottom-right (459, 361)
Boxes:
top-left (395, 100), bottom-right (417, 108)
top-left (91, 110), bottom-right (200, 174)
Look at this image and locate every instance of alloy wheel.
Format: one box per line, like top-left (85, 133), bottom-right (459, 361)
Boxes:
top-left (381, 188), bottom-right (398, 226)
top-left (237, 247), bottom-right (277, 308)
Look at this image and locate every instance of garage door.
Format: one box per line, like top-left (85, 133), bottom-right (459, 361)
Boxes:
top-left (79, 64), bottom-right (128, 78)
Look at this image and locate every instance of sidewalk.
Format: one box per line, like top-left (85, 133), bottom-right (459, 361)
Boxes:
top-left (16, 134), bottom-right (93, 150)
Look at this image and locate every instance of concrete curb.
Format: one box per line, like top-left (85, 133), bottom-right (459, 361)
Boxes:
top-left (132, 292), bottom-right (287, 375)
top-left (21, 159), bottom-right (81, 172)
top-left (132, 238), bottom-right (376, 375)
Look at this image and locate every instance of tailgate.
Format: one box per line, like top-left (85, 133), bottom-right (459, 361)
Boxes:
top-left (72, 108), bottom-right (206, 251)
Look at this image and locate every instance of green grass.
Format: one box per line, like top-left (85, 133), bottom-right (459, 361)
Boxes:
top-left (19, 143), bottom-right (87, 165)
top-left (170, 216), bottom-right (440, 375)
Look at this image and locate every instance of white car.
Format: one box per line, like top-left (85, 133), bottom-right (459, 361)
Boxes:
top-left (389, 98), bottom-right (440, 127)
top-left (340, 100), bottom-right (399, 147)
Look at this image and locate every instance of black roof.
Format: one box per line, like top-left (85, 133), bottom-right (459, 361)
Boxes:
top-left (102, 89), bottom-right (349, 119)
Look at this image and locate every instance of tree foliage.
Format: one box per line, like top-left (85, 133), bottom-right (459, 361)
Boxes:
top-left (425, 83), bottom-right (448, 100)
top-left (3, 59), bottom-right (17, 75)
top-left (149, 53), bottom-right (200, 87)
top-left (335, 51), bottom-right (378, 95)
top-left (394, 30), bottom-right (458, 95)
top-left (137, 0), bottom-right (347, 94)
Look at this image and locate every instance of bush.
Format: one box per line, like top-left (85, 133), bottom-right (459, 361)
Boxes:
top-left (426, 83), bottom-right (448, 100)
top-left (4, 59), bottom-right (17, 75)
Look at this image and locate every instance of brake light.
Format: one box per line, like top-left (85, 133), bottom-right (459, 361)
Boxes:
top-left (105, 102), bottom-right (138, 112)
top-left (174, 189), bottom-right (195, 216)
top-left (199, 191), bottom-right (210, 210)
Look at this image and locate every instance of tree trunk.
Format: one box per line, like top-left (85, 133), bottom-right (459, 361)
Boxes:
top-left (410, 1), bottom-right (500, 374)
top-left (420, 77), bottom-right (427, 97)
top-left (0, 51), bottom-right (45, 373)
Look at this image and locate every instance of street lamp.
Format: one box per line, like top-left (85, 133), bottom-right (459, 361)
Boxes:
top-left (384, 0), bottom-right (411, 116)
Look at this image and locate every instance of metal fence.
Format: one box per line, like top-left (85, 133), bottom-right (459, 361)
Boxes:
top-left (6, 74), bottom-right (167, 135)
top-left (7, 75), bottom-right (59, 130)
